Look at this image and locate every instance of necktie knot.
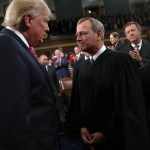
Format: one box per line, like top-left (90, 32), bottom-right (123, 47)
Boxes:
top-left (90, 57), bottom-right (94, 65)
top-left (134, 44), bottom-right (139, 50)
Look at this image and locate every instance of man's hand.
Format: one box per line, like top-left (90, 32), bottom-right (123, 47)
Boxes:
top-left (81, 127), bottom-right (105, 148)
top-left (129, 49), bottom-right (142, 62)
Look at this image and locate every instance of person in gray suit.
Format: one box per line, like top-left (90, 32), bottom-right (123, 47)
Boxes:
top-left (0, 0), bottom-right (60, 149)
top-left (121, 21), bottom-right (150, 68)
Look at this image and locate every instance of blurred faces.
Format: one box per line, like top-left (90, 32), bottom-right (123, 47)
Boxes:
top-left (124, 24), bottom-right (141, 44)
top-left (39, 55), bottom-right (49, 65)
top-left (110, 34), bottom-right (118, 45)
top-left (54, 50), bottom-right (61, 58)
top-left (25, 14), bottom-right (50, 47)
top-left (74, 47), bottom-right (81, 55)
top-left (48, 59), bottom-right (53, 65)
top-left (76, 20), bottom-right (99, 54)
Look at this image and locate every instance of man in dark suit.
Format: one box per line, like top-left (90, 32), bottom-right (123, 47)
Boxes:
top-left (52, 50), bottom-right (70, 79)
top-left (72, 46), bottom-right (85, 78)
top-left (121, 21), bottom-right (150, 68)
top-left (0, 0), bottom-right (60, 150)
top-left (39, 55), bottom-right (66, 123)
top-left (47, 58), bottom-right (62, 99)
top-left (109, 32), bottom-right (125, 51)
top-left (47, 58), bottom-right (66, 133)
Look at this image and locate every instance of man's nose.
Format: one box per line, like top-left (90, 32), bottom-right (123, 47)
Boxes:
top-left (76, 36), bottom-right (82, 42)
top-left (45, 24), bottom-right (49, 31)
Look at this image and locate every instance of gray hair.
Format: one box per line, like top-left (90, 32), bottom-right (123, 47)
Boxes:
top-left (54, 49), bottom-right (61, 54)
top-left (77, 17), bottom-right (105, 39)
top-left (2, 0), bottom-right (54, 27)
top-left (123, 21), bottom-right (142, 33)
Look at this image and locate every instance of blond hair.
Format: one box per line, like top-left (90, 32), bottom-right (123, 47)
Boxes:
top-left (2, 0), bottom-right (54, 27)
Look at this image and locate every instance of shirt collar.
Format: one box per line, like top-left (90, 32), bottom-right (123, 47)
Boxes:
top-left (92, 45), bottom-right (106, 61)
top-left (6, 26), bottom-right (29, 48)
top-left (115, 41), bottom-right (118, 47)
top-left (131, 40), bottom-right (142, 50)
top-left (76, 53), bottom-right (80, 57)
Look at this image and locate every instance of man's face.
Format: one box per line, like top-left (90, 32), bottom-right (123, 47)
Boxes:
top-left (110, 35), bottom-right (118, 44)
top-left (40, 55), bottom-right (49, 65)
top-left (27, 14), bottom-right (49, 47)
top-left (49, 59), bottom-right (52, 65)
top-left (125, 24), bottom-right (141, 43)
top-left (55, 51), bottom-right (61, 58)
top-left (76, 20), bottom-right (98, 53)
top-left (74, 47), bottom-right (80, 54)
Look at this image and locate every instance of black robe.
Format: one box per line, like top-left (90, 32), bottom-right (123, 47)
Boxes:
top-left (139, 61), bottom-right (150, 137)
top-left (69, 49), bottom-right (149, 150)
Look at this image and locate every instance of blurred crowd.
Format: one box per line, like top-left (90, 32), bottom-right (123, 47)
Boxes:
top-left (48, 11), bottom-right (150, 35)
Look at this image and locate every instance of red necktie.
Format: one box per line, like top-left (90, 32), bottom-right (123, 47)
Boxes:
top-left (29, 47), bottom-right (37, 58)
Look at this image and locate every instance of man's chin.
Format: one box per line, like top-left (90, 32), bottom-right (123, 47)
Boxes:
top-left (131, 39), bottom-right (138, 43)
top-left (79, 46), bottom-right (86, 51)
top-left (40, 39), bottom-right (44, 44)
top-left (36, 39), bottom-right (43, 46)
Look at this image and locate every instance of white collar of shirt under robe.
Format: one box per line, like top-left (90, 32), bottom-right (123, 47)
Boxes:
top-left (92, 45), bottom-right (106, 61)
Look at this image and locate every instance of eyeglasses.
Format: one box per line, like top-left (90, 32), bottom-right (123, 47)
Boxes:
top-left (75, 31), bottom-right (88, 38)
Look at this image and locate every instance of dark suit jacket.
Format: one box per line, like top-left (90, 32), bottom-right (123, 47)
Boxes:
top-left (120, 39), bottom-right (150, 67)
top-left (115, 41), bottom-right (125, 51)
top-left (47, 65), bottom-right (60, 94)
top-left (0, 28), bottom-right (60, 150)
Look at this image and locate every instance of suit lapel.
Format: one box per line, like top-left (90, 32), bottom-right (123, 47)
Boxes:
top-left (1, 28), bottom-right (52, 88)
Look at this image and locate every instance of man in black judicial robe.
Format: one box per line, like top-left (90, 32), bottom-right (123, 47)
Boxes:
top-left (139, 61), bottom-right (150, 139)
top-left (69, 17), bottom-right (150, 150)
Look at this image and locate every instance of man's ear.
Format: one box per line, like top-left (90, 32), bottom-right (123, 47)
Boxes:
top-left (97, 29), bottom-right (102, 40)
top-left (24, 14), bottom-right (33, 28)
